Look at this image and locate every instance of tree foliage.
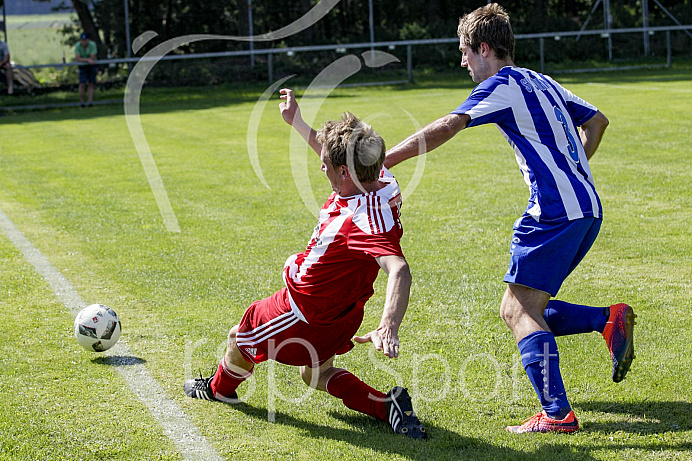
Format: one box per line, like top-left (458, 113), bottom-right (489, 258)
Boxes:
top-left (56, 0), bottom-right (689, 57)
top-left (40, 0), bottom-right (692, 85)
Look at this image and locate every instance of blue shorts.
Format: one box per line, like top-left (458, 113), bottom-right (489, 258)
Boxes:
top-left (79, 65), bottom-right (98, 84)
top-left (503, 216), bottom-right (602, 296)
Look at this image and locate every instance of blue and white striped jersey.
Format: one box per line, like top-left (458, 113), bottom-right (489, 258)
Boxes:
top-left (452, 66), bottom-right (602, 223)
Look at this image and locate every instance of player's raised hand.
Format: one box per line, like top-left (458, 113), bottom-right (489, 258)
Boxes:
top-left (279, 88), bottom-right (301, 126)
top-left (279, 88), bottom-right (321, 155)
top-left (354, 327), bottom-right (400, 358)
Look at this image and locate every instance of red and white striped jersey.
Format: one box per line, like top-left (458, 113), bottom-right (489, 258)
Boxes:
top-left (283, 167), bottom-right (404, 326)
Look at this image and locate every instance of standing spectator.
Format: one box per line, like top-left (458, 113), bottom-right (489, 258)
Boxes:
top-left (74, 32), bottom-right (97, 107)
top-left (0, 40), bottom-right (14, 95)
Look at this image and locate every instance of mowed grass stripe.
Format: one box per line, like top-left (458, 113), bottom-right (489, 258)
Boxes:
top-left (0, 67), bottom-right (690, 459)
top-left (0, 204), bottom-right (223, 461)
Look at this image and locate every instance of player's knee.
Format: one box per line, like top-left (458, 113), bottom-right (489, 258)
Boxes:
top-left (499, 302), bottom-right (519, 327)
top-left (227, 325), bottom-right (239, 347)
top-left (299, 366), bottom-right (313, 387)
top-left (299, 366), bottom-right (321, 388)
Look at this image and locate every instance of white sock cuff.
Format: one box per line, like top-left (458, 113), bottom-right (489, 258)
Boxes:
top-left (325, 370), bottom-right (350, 395)
top-left (221, 358), bottom-right (253, 380)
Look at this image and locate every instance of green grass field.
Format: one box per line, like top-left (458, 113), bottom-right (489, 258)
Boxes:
top-left (1, 68), bottom-right (691, 460)
top-left (2, 13), bottom-right (77, 87)
top-left (4, 14), bottom-right (75, 66)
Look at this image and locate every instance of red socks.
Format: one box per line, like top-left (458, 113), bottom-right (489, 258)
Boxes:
top-left (209, 360), bottom-right (385, 422)
top-left (326, 370), bottom-right (386, 421)
top-left (210, 359), bottom-right (253, 399)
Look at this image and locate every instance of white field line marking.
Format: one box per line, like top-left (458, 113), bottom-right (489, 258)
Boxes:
top-left (0, 206), bottom-right (223, 461)
top-left (586, 82), bottom-right (692, 93)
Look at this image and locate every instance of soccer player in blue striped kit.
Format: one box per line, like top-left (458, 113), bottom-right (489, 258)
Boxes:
top-left (385, 3), bottom-right (636, 433)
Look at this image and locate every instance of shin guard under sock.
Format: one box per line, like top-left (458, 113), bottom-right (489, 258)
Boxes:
top-left (210, 359), bottom-right (253, 399)
top-left (519, 330), bottom-right (571, 419)
top-left (326, 370), bottom-right (386, 421)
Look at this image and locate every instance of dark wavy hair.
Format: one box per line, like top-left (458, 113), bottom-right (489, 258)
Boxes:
top-left (457, 3), bottom-right (515, 61)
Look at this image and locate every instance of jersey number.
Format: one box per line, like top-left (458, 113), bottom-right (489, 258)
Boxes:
top-left (553, 106), bottom-right (579, 163)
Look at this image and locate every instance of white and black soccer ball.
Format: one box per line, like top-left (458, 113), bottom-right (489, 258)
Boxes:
top-left (74, 304), bottom-right (121, 352)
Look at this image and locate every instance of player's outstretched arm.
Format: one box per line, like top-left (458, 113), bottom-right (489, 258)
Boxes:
top-left (353, 255), bottom-right (411, 358)
top-left (384, 113), bottom-right (469, 168)
top-left (279, 88), bottom-right (321, 155)
top-left (580, 110), bottom-right (609, 160)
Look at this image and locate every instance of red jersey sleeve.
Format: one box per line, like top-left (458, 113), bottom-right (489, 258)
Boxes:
top-left (347, 191), bottom-right (404, 259)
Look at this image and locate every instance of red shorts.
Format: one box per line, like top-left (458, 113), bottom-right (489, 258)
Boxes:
top-left (235, 288), bottom-right (364, 367)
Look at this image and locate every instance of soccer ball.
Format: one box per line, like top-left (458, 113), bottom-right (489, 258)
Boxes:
top-left (74, 304), bottom-right (122, 352)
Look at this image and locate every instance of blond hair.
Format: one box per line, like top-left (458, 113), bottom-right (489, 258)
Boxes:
top-left (317, 112), bottom-right (385, 183)
top-left (458, 3), bottom-right (514, 61)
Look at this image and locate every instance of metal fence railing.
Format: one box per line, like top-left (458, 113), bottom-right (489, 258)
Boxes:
top-left (2, 23), bottom-right (690, 112)
top-left (22, 24), bottom-right (691, 79)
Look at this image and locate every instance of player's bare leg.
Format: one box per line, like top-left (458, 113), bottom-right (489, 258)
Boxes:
top-left (299, 356), bottom-right (342, 391)
top-left (224, 325), bottom-right (255, 372)
top-left (501, 284), bottom-right (578, 433)
top-left (184, 325), bottom-right (253, 402)
top-left (500, 284), bottom-right (551, 342)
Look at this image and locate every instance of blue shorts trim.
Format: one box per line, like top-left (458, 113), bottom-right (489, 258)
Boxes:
top-left (503, 216), bottom-right (601, 296)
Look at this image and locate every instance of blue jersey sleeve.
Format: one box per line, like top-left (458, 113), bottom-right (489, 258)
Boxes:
top-left (451, 73), bottom-right (513, 128)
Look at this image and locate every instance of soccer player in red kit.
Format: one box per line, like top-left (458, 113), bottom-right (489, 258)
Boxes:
top-left (184, 88), bottom-right (426, 439)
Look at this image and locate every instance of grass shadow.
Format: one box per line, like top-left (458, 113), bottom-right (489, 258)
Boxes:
top-left (91, 355), bottom-right (147, 366)
top-left (0, 87), bottom-right (268, 123)
top-left (0, 83), bottom-right (368, 124)
top-left (577, 400), bottom-right (692, 435)
top-left (220, 401), bottom-right (599, 461)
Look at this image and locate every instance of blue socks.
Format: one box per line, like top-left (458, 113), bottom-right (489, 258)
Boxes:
top-left (543, 300), bottom-right (609, 337)
top-left (516, 301), bottom-right (607, 419)
top-left (519, 330), bottom-right (571, 419)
